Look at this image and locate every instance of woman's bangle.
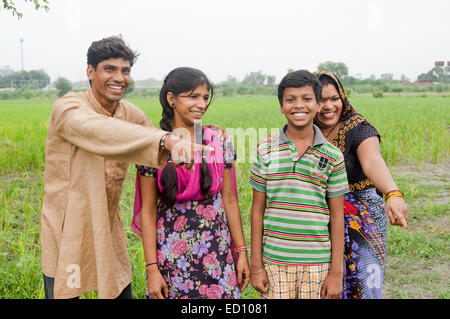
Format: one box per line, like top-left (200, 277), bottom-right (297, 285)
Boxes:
top-left (384, 189), bottom-right (404, 202)
top-left (145, 262), bottom-right (158, 268)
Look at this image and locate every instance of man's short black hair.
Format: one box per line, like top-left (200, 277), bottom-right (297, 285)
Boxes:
top-left (278, 69), bottom-right (322, 104)
top-left (87, 35), bottom-right (139, 69)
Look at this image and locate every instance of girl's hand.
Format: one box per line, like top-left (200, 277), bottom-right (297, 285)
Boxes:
top-left (320, 271), bottom-right (342, 299)
top-left (236, 252), bottom-right (250, 292)
top-left (385, 196), bottom-right (409, 229)
top-left (147, 267), bottom-right (168, 299)
top-left (250, 267), bottom-right (269, 294)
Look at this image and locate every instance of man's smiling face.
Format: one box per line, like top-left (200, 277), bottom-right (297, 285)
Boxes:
top-left (87, 58), bottom-right (131, 111)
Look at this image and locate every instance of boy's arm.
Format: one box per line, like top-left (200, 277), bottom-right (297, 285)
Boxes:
top-left (250, 189), bottom-right (267, 271)
top-left (249, 143), bottom-right (270, 293)
top-left (321, 194), bottom-right (344, 299)
top-left (250, 189), bottom-right (269, 294)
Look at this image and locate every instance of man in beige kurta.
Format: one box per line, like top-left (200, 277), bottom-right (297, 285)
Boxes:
top-left (41, 87), bottom-right (170, 298)
top-left (40, 36), bottom-right (189, 299)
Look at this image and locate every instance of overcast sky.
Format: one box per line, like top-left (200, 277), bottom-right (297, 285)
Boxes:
top-left (1, 0), bottom-right (449, 83)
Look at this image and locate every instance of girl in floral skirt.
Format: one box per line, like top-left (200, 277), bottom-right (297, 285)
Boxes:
top-left (132, 67), bottom-right (250, 299)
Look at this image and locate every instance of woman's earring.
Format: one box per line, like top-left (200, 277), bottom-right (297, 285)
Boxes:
top-left (171, 104), bottom-right (175, 108)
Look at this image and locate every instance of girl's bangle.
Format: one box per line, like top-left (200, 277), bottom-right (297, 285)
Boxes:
top-left (236, 248), bottom-right (248, 255)
top-left (145, 262), bottom-right (158, 268)
top-left (234, 245), bottom-right (247, 254)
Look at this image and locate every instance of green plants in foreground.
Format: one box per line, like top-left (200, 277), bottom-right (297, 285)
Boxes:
top-left (0, 95), bottom-right (448, 298)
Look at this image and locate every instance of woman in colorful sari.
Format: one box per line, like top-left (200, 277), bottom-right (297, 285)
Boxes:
top-left (313, 71), bottom-right (409, 299)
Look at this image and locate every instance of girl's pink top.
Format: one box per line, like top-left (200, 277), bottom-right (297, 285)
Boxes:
top-left (131, 127), bottom-right (238, 237)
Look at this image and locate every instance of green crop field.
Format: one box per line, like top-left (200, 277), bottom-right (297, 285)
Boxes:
top-left (0, 95), bottom-right (449, 298)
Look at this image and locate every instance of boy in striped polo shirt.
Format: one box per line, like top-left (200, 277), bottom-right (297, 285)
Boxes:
top-left (249, 70), bottom-right (349, 299)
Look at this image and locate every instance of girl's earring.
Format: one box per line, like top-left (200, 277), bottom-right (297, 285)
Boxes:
top-left (171, 104), bottom-right (176, 108)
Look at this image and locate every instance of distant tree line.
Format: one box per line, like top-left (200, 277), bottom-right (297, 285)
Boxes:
top-left (0, 69), bottom-right (50, 89)
top-left (317, 61), bottom-right (450, 84)
top-left (416, 65), bottom-right (450, 83)
top-left (212, 70), bottom-right (277, 97)
top-left (1, 61), bottom-right (450, 100)
top-left (314, 61), bottom-right (450, 98)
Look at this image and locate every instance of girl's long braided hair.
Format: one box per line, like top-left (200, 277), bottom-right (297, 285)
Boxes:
top-left (159, 67), bottom-right (215, 208)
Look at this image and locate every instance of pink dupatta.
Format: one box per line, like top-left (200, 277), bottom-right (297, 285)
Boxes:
top-left (131, 127), bottom-right (239, 260)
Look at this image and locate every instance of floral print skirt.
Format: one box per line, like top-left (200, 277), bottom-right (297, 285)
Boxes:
top-left (147, 192), bottom-right (240, 299)
top-left (342, 188), bottom-right (387, 299)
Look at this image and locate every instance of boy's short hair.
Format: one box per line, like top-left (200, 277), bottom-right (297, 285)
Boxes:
top-left (87, 35), bottom-right (139, 69)
top-left (277, 69), bottom-right (322, 104)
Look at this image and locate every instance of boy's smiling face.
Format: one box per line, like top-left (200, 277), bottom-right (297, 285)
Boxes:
top-left (280, 86), bottom-right (318, 131)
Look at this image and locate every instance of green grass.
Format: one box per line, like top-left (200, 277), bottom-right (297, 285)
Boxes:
top-left (0, 95), bottom-right (449, 298)
top-left (1, 95), bottom-right (448, 174)
top-left (383, 163), bottom-right (449, 298)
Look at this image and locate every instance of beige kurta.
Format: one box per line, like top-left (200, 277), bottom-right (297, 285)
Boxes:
top-left (40, 89), bottom-right (169, 298)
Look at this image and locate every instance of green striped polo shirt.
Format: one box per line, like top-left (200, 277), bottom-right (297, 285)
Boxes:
top-left (249, 124), bottom-right (349, 265)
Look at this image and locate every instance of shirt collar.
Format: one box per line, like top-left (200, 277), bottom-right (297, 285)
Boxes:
top-left (279, 124), bottom-right (326, 147)
top-left (87, 88), bottom-right (124, 119)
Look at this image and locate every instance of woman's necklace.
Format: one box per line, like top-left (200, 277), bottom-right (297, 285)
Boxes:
top-left (325, 121), bottom-right (342, 140)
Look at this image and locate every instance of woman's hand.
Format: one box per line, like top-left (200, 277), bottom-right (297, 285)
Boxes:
top-left (147, 267), bottom-right (168, 299)
top-left (236, 252), bottom-right (250, 292)
top-left (385, 196), bottom-right (409, 229)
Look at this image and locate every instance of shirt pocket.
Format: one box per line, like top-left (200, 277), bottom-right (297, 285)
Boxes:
top-left (311, 156), bottom-right (332, 186)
